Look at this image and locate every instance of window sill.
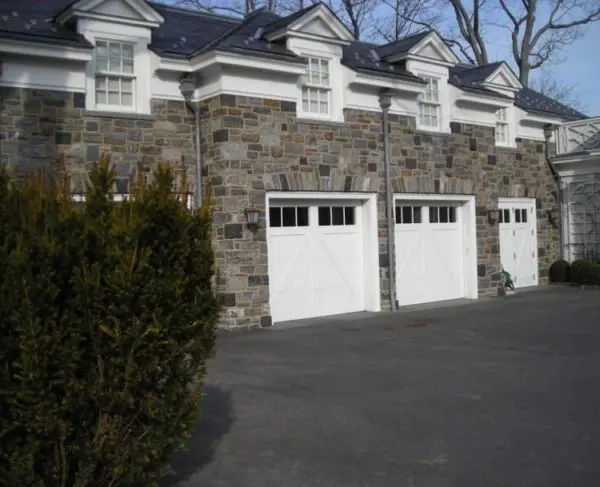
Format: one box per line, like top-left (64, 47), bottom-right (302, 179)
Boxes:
top-left (84, 110), bottom-right (156, 121)
top-left (296, 117), bottom-right (346, 127)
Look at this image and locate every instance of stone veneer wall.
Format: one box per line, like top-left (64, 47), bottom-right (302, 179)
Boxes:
top-left (0, 87), bottom-right (196, 192)
top-left (199, 94), bottom-right (560, 328)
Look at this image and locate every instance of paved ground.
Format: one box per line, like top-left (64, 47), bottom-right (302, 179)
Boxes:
top-left (161, 287), bottom-right (600, 487)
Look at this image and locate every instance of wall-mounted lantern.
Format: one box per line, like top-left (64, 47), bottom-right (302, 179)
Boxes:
top-left (245, 205), bottom-right (260, 229)
top-left (487, 209), bottom-right (500, 225)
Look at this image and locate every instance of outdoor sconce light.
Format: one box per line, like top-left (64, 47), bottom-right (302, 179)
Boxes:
top-left (245, 205), bottom-right (260, 229)
top-left (487, 209), bottom-right (500, 225)
top-left (543, 123), bottom-right (554, 141)
top-left (178, 76), bottom-right (195, 101)
top-left (547, 208), bottom-right (559, 226)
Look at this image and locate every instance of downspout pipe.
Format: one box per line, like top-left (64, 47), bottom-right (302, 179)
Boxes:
top-left (379, 91), bottom-right (398, 311)
top-left (543, 123), bottom-right (564, 260)
top-left (180, 76), bottom-right (202, 209)
top-left (184, 100), bottom-right (202, 209)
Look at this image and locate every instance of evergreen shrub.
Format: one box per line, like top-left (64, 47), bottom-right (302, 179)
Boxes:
top-left (0, 157), bottom-right (219, 486)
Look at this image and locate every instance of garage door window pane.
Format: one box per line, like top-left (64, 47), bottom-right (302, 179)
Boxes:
top-left (297, 206), bottom-right (309, 226)
top-left (429, 206), bottom-right (438, 223)
top-left (332, 206), bottom-right (344, 225)
top-left (413, 207), bottom-right (422, 223)
top-left (282, 207), bottom-right (296, 227)
top-left (439, 206), bottom-right (449, 223)
top-left (319, 206), bottom-right (331, 226)
top-left (521, 209), bottom-right (527, 222)
top-left (344, 207), bottom-right (355, 225)
top-left (449, 207), bottom-right (456, 223)
top-left (515, 209), bottom-right (521, 223)
top-left (503, 209), bottom-right (510, 223)
top-left (396, 206), bottom-right (421, 224)
top-left (269, 207), bottom-right (281, 227)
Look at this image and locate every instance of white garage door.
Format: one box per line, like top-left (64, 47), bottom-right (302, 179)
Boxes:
top-left (394, 200), bottom-right (467, 306)
top-left (267, 199), bottom-right (367, 323)
top-left (498, 198), bottom-right (538, 288)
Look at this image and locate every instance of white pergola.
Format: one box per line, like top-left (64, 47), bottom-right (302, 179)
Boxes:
top-left (553, 117), bottom-right (600, 262)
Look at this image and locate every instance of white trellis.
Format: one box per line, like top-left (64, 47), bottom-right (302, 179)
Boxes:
top-left (565, 176), bottom-right (600, 262)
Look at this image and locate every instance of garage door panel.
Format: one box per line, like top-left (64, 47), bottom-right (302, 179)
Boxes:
top-left (395, 201), bottom-right (466, 306)
top-left (267, 200), bottom-right (367, 323)
top-left (269, 234), bottom-right (311, 293)
top-left (499, 199), bottom-right (537, 288)
top-left (314, 234), bottom-right (362, 294)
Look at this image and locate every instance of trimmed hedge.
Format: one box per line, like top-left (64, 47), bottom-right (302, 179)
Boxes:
top-left (549, 259), bottom-right (570, 282)
top-left (0, 159), bottom-right (219, 486)
top-left (588, 264), bottom-right (600, 286)
top-left (570, 259), bottom-right (592, 283)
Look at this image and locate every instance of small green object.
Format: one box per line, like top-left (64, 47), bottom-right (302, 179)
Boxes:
top-left (501, 268), bottom-right (515, 291)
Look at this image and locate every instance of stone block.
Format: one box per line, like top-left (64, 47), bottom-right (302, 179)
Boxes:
top-left (225, 223), bottom-right (244, 239)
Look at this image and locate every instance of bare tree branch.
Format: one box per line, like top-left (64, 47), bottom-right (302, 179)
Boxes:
top-left (530, 66), bottom-right (583, 110)
top-left (438, 0), bottom-right (599, 86)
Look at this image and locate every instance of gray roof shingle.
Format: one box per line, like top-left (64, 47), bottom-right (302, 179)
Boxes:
top-left (0, 0), bottom-right (586, 120)
top-left (450, 62), bottom-right (586, 119)
top-left (375, 30), bottom-right (431, 60)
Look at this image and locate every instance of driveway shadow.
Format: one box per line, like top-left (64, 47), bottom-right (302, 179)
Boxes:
top-left (160, 384), bottom-right (235, 486)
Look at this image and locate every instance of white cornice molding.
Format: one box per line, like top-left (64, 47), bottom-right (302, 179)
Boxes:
top-left (456, 92), bottom-right (510, 108)
top-left (158, 51), bottom-right (306, 76)
top-left (0, 38), bottom-right (93, 62)
top-left (349, 72), bottom-right (424, 95)
top-left (520, 112), bottom-right (564, 126)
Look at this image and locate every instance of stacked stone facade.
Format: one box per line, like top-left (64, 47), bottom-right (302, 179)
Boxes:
top-left (0, 88), bottom-right (560, 328)
top-left (0, 87), bottom-right (196, 192)
top-left (199, 95), bottom-right (559, 327)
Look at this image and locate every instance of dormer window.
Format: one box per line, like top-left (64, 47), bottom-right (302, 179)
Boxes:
top-left (95, 40), bottom-right (135, 109)
top-left (418, 76), bottom-right (440, 130)
top-left (496, 108), bottom-right (509, 145)
top-left (301, 57), bottom-right (331, 117)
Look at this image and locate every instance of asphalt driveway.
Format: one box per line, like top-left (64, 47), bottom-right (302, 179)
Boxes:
top-left (162, 287), bottom-right (600, 487)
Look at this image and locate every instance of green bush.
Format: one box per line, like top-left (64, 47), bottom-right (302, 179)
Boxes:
top-left (549, 259), bottom-right (570, 282)
top-left (588, 264), bottom-right (600, 286)
top-left (0, 158), bottom-right (219, 486)
top-left (570, 259), bottom-right (592, 283)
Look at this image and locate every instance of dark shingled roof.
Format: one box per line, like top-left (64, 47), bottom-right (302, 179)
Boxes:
top-left (375, 30), bottom-right (431, 60)
top-left (343, 41), bottom-right (425, 84)
top-left (262, 3), bottom-right (321, 35)
top-left (515, 87), bottom-right (586, 120)
top-left (0, 0), bottom-right (91, 47)
top-left (450, 62), bottom-right (586, 120)
top-left (0, 0), bottom-right (587, 119)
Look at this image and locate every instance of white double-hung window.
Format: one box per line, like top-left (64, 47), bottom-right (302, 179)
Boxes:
top-left (418, 76), bottom-right (440, 130)
top-left (496, 107), bottom-right (509, 145)
top-left (95, 40), bottom-right (135, 110)
top-left (301, 57), bottom-right (331, 116)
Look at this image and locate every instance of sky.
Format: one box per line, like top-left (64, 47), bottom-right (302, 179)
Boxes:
top-left (483, 18), bottom-right (600, 117)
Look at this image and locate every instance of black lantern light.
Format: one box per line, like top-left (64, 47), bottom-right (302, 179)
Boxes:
top-left (245, 205), bottom-right (260, 229)
top-left (487, 209), bottom-right (500, 225)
